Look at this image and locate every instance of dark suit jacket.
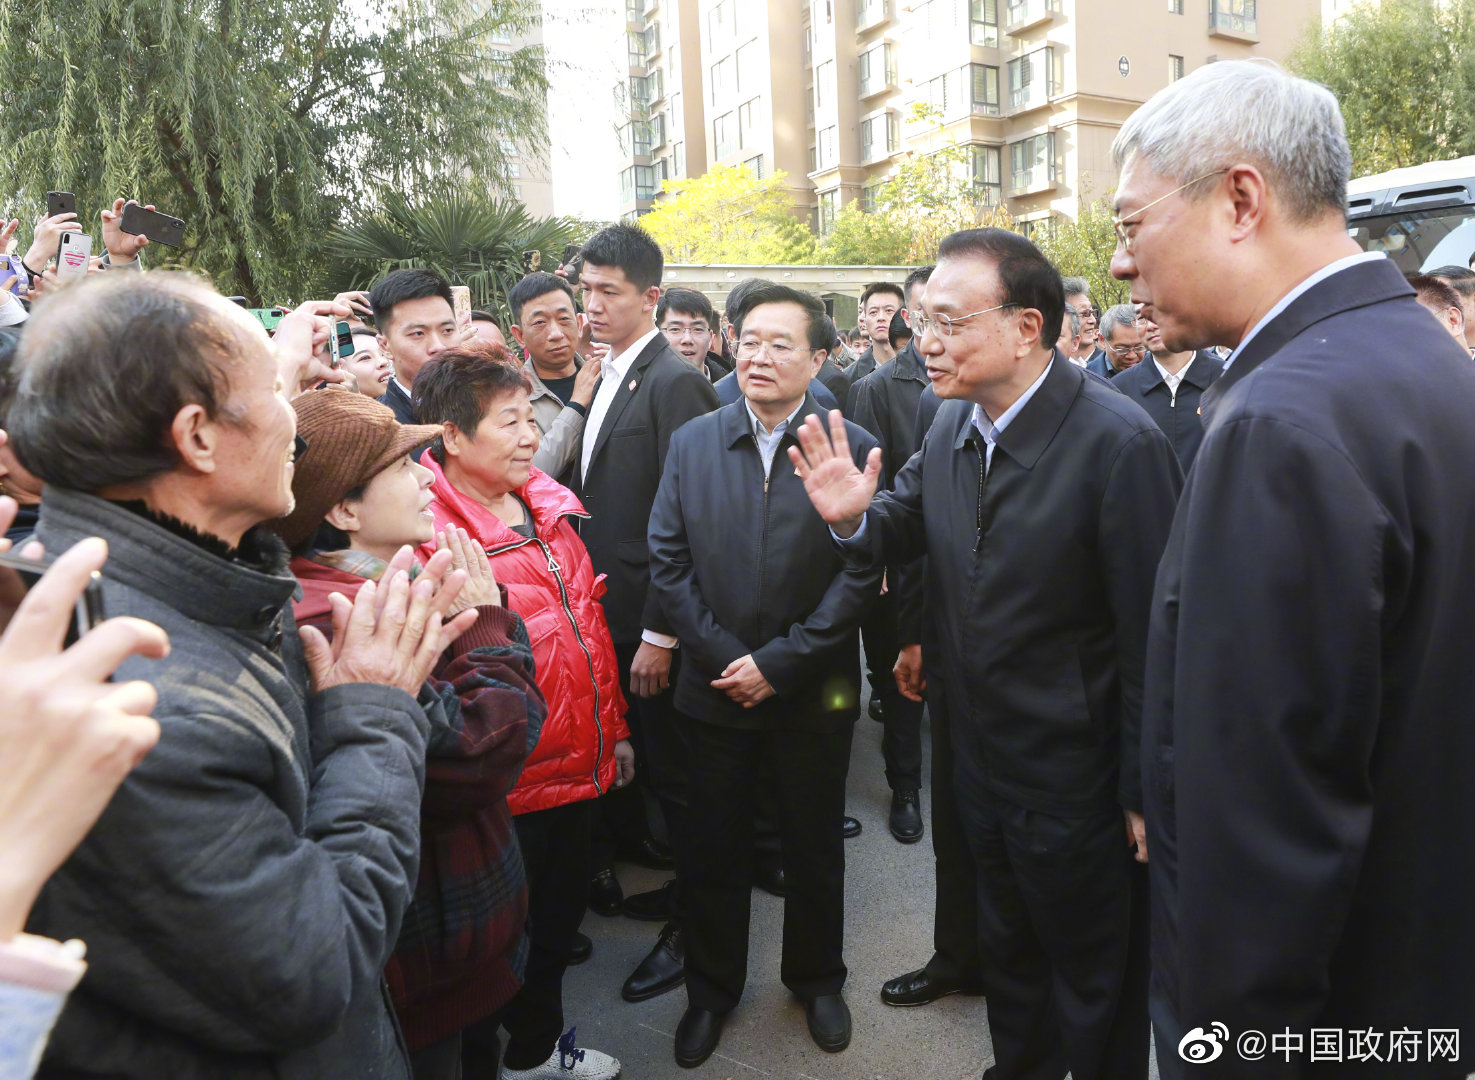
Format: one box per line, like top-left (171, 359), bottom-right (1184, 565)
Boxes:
top-left (1107, 350), bottom-right (1223, 472)
top-left (648, 396), bottom-right (880, 730)
top-left (703, 351), bottom-right (733, 383)
top-left (846, 345), bottom-right (877, 383)
top-left (571, 333), bottom-right (719, 646)
top-left (381, 378), bottom-right (417, 424)
top-left (845, 340), bottom-right (929, 488)
top-left (847, 359), bottom-right (1182, 815)
top-left (1085, 349), bottom-right (1129, 380)
top-left (1143, 256), bottom-right (1475, 1060)
top-left (815, 356), bottom-right (853, 412)
top-left (713, 370), bottom-right (838, 411)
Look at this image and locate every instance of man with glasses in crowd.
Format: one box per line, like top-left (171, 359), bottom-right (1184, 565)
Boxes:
top-left (658, 287), bottom-right (730, 383)
top-left (792, 227), bottom-right (1181, 1079)
top-left (1087, 304), bottom-right (1147, 378)
top-left (1062, 277), bottom-right (1101, 367)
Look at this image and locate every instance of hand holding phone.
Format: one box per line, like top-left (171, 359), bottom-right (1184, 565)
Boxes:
top-left (45, 191), bottom-right (77, 219)
top-left (560, 243), bottom-right (583, 288)
top-left (54, 232), bottom-right (94, 286)
top-left (450, 286), bottom-right (472, 331)
top-left (116, 201), bottom-right (185, 250)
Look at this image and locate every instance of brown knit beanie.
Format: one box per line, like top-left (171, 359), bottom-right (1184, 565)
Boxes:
top-left (271, 389), bottom-right (442, 549)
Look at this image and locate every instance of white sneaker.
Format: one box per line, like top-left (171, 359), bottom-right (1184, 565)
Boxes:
top-left (498, 1028), bottom-right (622, 1080)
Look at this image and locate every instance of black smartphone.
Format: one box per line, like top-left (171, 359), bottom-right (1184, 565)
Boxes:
top-left (561, 243), bottom-right (583, 287)
top-left (225, 296), bottom-right (249, 308)
top-left (46, 190), bottom-right (76, 218)
top-left (521, 249), bottom-right (542, 275)
top-left (0, 551), bottom-right (106, 647)
top-left (332, 320), bottom-right (354, 362)
top-left (119, 203), bottom-right (186, 249)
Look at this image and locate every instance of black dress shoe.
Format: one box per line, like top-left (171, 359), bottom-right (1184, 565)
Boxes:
top-left (567, 931), bottom-right (593, 965)
top-left (589, 869), bottom-right (623, 917)
top-left (803, 993), bottom-right (852, 1052)
top-left (617, 836), bottom-right (677, 871)
top-left (623, 922), bottom-right (685, 1002)
top-left (622, 878), bottom-right (675, 922)
top-left (842, 815), bottom-right (862, 839)
top-left (880, 967), bottom-right (986, 1007)
top-left (754, 856), bottom-right (786, 898)
top-left (674, 1005), bottom-right (727, 1068)
top-left (889, 789), bottom-right (924, 844)
top-left (868, 696), bottom-right (885, 722)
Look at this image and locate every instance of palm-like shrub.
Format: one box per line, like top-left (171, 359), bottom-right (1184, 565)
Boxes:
top-left (326, 189), bottom-right (587, 325)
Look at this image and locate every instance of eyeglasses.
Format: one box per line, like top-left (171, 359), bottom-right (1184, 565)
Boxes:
top-left (1109, 343), bottom-right (1148, 358)
top-left (735, 338), bottom-right (819, 364)
top-left (661, 323), bottom-right (712, 340)
top-left (913, 302), bottom-right (1018, 338)
top-left (1112, 168), bottom-right (1230, 254)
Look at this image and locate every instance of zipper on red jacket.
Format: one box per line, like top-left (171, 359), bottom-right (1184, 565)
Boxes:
top-left (483, 514), bottom-right (606, 795)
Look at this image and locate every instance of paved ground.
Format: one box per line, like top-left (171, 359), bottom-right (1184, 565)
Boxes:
top-left (564, 690), bottom-right (1161, 1080)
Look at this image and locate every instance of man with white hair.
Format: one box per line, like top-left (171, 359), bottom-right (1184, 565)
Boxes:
top-left (1086, 304), bottom-right (1145, 378)
top-left (1112, 60), bottom-right (1475, 1075)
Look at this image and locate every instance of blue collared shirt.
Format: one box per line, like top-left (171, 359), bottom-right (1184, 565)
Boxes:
top-left (745, 399), bottom-right (806, 476)
top-left (1222, 251), bottom-right (1386, 373)
top-left (971, 358), bottom-right (1054, 474)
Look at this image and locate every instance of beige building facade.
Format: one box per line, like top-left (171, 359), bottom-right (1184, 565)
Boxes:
top-left (616, 0), bottom-right (1320, 226)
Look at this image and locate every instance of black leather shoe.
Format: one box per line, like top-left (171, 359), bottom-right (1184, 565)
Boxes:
top-left (617, 836), bottom-right (677, 871)
top-left (889, 789), bottom-right (924, 844)
top-left (868, 696), bottom-right (885, 722)
top-left (804, 993), bottom-right (852, 1052)
top-left (567, 931), bottom-right (592, 965)
top-left (623, 922), bottom-right (685, 1003)
top-left (880, 967), bottom-right (986, 1007)
top-left (589, 869), bottom-right (623, 917)
top-left (674, 1005), bottom-right (727, 1068)
top-left (754, 855), bottom-right (786, 898)
top-left (622, 879), bottom-right (675, 922)
top-left (842, 815), bottom-right (862, 839)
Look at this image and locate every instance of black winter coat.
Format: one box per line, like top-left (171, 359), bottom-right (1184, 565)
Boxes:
top-left (1107, 350), bottom-right (1222, 472)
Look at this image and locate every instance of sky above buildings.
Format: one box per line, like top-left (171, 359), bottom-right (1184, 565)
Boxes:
top-left (544, 0), bottom-right (626, 222)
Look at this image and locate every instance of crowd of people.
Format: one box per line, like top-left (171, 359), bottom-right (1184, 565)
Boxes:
top-left (2, 58), bottom-right (1473, 1080)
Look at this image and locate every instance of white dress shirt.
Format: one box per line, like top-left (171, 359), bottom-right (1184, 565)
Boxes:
top-left (581, 327), bottom-right (662, 481)
top-left (1153, 357), bottom-right (1189, 404)
top-left (1222, 251), bottom-right (1386, 373)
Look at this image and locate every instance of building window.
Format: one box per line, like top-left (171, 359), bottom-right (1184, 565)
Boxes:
top-left (627, 30), bottom-right (647, 69)
top-left (807, 82), bottom-right (815, 126)
top-left (818, 125), bottom-right (838, 169)
top-left (707, 0), bottom-right (728, 40)
top-left (652, 112), bottom-right (667, 148)
top-left (714, 112), bottom-right (737, 159)
top-left (858, 0), bottom-right (889, 29)
top-left (1009, 132), bottom-right (1056, 193)
top-left (1169, 54), bottom-right (1184, 81)
top-left (861, 112), bottom-right (900, 163)
top-left (738, 97), bottom-right (761, 149)
top-left (858, 43), bottom-right (896, 97)
top-left (649, 68), bottom-right (663, 102)
top-left (736, 40), bottom-right (759, 94)
top-left (971, 0), bottom-right (999, 46)
top-left (804, 24), bottom-right (813, 67)
top-left (621, 119), bottom-right (654, 156)
top-left (1008, 47), bottom-right (1058, 112)
top-left (626, 0), bottom-right (643, 18)
top-left (619, 164), bottom-right (659, 203)
top-left (1005, 0), bottom-right (1057, 28)
top-left (1210, 0), bottom-right (1256, 34)
top-left (809, 144), bottom-right (818, 172)
top-left (711, 56), bottom-right (733, 102)
top-left (917, 64), bottom-right (999, 120)
top-left (629, 74), bottom-right (652, 109)
top-left (644, 23), bottom-right (661, 54)
top-left (816, 60), bottom-right (833, 110)
top-left (744, 154), bottom-right (766, 179)
top-left (971, 63), bottom-right (1000, 116)
top-left (971, 144), bottom-right (1002, 205)
top-left (674, 141), bottom-right (686, 176)
top-left (1168, 0), bottom-right (1182, 12)
top-left (819, 189), bottom-right (840, 234)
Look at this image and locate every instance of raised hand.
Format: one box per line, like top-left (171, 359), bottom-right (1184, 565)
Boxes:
top-left (787, 411), bottom-right (882, 538)
top-left (437, 527), bottom-right (501, 613)
top-left (100, 198), bottom-right (153, 262)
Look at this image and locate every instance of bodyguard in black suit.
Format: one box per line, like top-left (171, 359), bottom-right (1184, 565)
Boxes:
top-left (568, 224), bottom-right (720, 1003)
top-left (793, 228), bottom-right (1181, 1079)
top-left (649, 283), bottom-right (879, 1068)
top-left (1112, 60), bottom-right (1475, 1076)
top-left (1107, 324), bottom-right (1222, 472)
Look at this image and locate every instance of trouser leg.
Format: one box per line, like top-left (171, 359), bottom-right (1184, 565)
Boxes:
top-left (861, 590), bottom-right (923, 793)
top-left (681, 720), bottom-right (758, 1014)
top-left (921, 683), bottom-right (982, 983)
top-left (771, 722), bottom-right (853, 1002)
top-left (409, 1033), bottom-right (463, 1080)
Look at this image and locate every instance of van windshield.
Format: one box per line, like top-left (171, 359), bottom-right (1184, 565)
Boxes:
top-left (1347, 208), bottom-right (1475, 274)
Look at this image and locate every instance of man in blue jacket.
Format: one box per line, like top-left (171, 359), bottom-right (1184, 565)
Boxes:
top-left (648, 282), bottom-right (881, 1070)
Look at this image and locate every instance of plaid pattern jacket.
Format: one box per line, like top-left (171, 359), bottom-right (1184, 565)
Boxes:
top-left (292, 556), bottom-right (547, 1050)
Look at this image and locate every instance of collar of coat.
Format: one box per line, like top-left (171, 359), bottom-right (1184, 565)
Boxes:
top-left (950, 353), bottom-right (1079, 471)
top-left (1120, 350), bottom-right (1222, 395)
top-left (419, 449), bottom-right (589, 551)
top-left (1200, 257), bottom-right (1413, 423)
top-left (721, 392), bottom-right (828, 450)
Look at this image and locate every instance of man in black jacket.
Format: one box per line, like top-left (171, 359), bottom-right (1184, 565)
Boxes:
top-left (1112, 60), bottom-right (1475, 1076)
top-left (794, 228), bottom-right (1181, 1079)
top-left (1108, 316), bottom-right (1222, 472)
top-left (846, 268), bottom-right (933, 843)
top-left (649, 282), bottom-right (880, 1069)
top-left (369, 268), bottom-right (461, 424)
top-left (570, 223), bottom-right (721, 1004)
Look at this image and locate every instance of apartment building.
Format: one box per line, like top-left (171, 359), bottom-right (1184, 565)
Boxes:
top-left (490, 10), bottom-right (555, 216)
top-left (617, 0), bottom-right (709, 217)
top-left (616, 0), bottom-right (1320, 227)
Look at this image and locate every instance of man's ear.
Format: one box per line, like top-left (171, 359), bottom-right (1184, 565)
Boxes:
top-left (169, 403), bottom-right (218, 476)
top-left (324, 498), bottom-right (361, 534)
top-left (642, 285), bottom-right (661, 315)
top-left (510, 323), bottom-right (528, 349)
top-left (377, 332), bottom-right (394, 362)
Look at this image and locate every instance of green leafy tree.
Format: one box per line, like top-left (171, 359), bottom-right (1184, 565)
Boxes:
top-left (325, 187), bottom-right (582, 327)
top-left (1031, 185), bottom-right (1129, 306)
top-left (1290, 0), bottom-right (1475, 175)
top-left (0, 0), bottom-right (548, 303)
top-left (815, 202), bottom-right (914, 264)
top-left (641, 166), bottom-right (815, 264)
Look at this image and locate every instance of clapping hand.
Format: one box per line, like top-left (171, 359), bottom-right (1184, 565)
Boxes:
top-left (436, 527), bottom-right (502, 614)
top-left (788, 411), bottom-right (882, 538)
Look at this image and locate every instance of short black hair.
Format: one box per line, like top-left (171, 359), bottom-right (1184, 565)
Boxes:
top-left (860, 281), bottom-right (905, 310)
top-left (1428, 265), bottom-right (1475, 298)
top-left (731, 281), bottom-right (835, 352)
top-left (656, 287), bottom-right (715, 331)
top-left (413, 342), bottom-right (531, 461)
top-left (470, 310), bottom-right (500, 327)
top-left (1408, 273), bottom-right (1464, 315)
top-left (369, 268), bottom-right (454, 334)
top-left (350, 325), bottom-right (378, 340)
top-left (904, 266), bottom-right (934, 305)
top-left (580, 222), bottom-right (664, 292)
top-left (888, 309), bottom-right (913, 350)
top-left (508, 272), bottom-right (577, 324)
top-left (936, 228), bottom-right (1065, 348)
top-left (722, 278), bottom-right (766, 330)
